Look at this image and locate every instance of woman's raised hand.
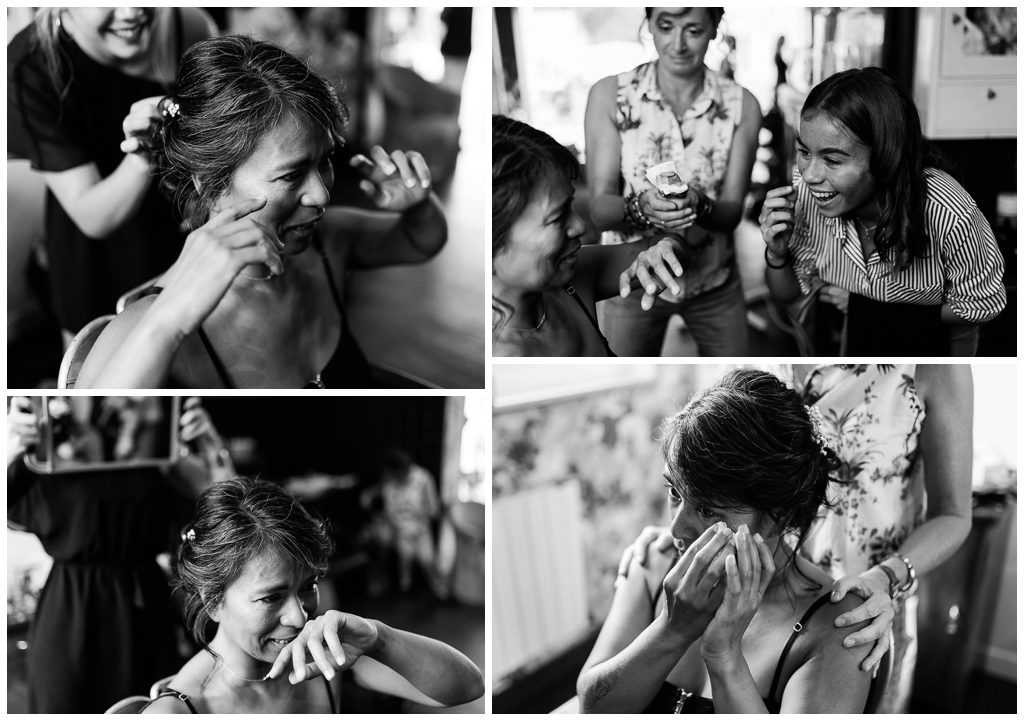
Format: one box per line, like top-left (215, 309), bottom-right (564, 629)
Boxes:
top-left (759, 186), bottom-right (796, 258)
top-left (830, 570), bottom-right (895, 675)
top-left (618, 239), bottom-right (687, 310)
top-left (119, 95), bottom-right (166, 165)
top-left (153, 197), bottom-right (283, 337)
top-left (266, 610), bottom-right (380, 685)
top-left (638, 187), bottom-right (697, 232)
top-left (700, 525), bottom-right (775, 663)
top-left (662, 522), bottom-right (735, 640)
top-left (7, 397), bottom-right (40, 467)
top-left (351, 146), bottom-right (432, 212)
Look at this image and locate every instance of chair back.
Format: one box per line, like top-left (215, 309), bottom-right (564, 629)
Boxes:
top-left (863, 629), bottom-right (895, 713)
top-left (117, 276), bottom-right (160, 314)
top-left (104, 695), bottom-right (150, 714)
top-left (149, 675), bottom-right (176, 700)
top-left (58, 315), bottom-right (114, 389)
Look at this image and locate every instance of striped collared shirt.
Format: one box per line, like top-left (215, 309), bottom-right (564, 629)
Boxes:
top-left (789, 168), bottom-right (1006, 323)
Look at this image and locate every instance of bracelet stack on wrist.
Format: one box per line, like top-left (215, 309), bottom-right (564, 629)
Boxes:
top-left (624, 192), bottom-right (654, 233)
top-left (877, 564), bottom-right (902, 600)
top-left (764, 246), bottom-right (790, 269)
top-left (695, 193), bottom-right (713, 220)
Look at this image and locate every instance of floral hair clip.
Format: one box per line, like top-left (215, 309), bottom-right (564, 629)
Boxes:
top-left (182, 527), bottom-right (196, 544)
top-left (160, 98), bottom-right (180, 119)
top-left (805, 405), bottom-right (828, 455)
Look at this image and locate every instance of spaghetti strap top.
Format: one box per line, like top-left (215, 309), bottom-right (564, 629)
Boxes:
top-left (643, 590), bottom-right (834, 713)
top-left (564, 285), bottom-right (616, 357)
top-left (144, 675), bottom-right (338, 714)
top-left (145, 234), bottom-right (374, 389)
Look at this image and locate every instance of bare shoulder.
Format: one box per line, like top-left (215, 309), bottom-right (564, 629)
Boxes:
top-left (914, 363), bottom-right (972, 405)
top-left (588, 75), bottom-right (619, 106)
top-left (74, 296), bottom-right (155, 388)
top-left (804, 590), bottom-right (871, 661)
top-left (739, 88), bottom-right (762, 124)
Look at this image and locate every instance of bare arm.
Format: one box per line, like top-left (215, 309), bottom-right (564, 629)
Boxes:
top-left (584, 76), bottom-right (630, 233)
top-left (573, 241), bottom-right (653, 302)
top-left (578, 554), bottom-right (693, 713)
top-left (353, 623), bottom-right (483, 707)
top-left (326, 196), bottom-right (447, 270)
top-left (41, 156), bottom-right (154, 239)
top-left (893, 364), bottom-right (973, 577)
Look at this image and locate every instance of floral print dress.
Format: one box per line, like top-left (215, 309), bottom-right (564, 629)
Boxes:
top-left (798, 364), bottom-right (927, 578)
top-left (605, 62), bottom-right (744, 301)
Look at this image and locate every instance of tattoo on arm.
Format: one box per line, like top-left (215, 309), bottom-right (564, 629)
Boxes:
top-left (581, 664), bottom-right (621, 710)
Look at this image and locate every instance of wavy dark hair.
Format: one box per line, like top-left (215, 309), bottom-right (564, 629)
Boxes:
top-left (801, 66), bottom-right (950, 273)
top-left (173, 477), bottom-right (334, 650)
top-left (644, 7), bottom-right (725, 27)
top-left (153, 35), bottom-right (347, 230)
top-left (661, 368), bottom-right (839, 589)
top-left (492, 114), bottom-right (580, 258)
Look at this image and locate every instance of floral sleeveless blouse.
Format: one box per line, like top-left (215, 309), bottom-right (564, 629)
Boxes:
top-left (798, 364), bottom-right (927, 578)
top-left (605, 62), bottom-right (744, 300)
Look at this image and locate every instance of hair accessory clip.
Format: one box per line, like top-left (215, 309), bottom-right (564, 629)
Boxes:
top-left (183, 527), bottom-right (196, 544)
top-left (162, 100), bottom-right (180, 119)
top-left (805, 405), bottom-right (828, 455)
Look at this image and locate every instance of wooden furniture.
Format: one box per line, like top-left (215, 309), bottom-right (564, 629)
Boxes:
top-left (914, 8), bottom-right (1017, 138)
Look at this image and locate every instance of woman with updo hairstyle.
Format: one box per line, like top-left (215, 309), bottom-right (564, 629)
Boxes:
top-left (144, 477), bottom-right (483, 713)
top-left (78, 35), bottom-right (447, 389)
top-left (578, 369), bottom-right (880, 713)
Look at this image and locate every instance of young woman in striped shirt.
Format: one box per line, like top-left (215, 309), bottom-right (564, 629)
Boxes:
top-left (759, 67), bottom-right (1005, 355)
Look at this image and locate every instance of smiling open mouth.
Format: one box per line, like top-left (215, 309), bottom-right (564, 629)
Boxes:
top-left (283, 220), bottom-right (319, 237)
top-left (810, 190), bottom-right (839, 202)
top-left (267, 637), bottom-right (297, 647)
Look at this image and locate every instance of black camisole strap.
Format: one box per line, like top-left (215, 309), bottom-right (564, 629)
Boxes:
top-left (324, 675), bottom-right (337, 713)
top-left (196, 326), bottom-right (235, 389)
top-left (564, 285), bottom-right (616, 357)
top-left (767, 592), bottom-right (833, 704)
top-left (149, 688), bottom-right (198, 714)
top-left (313, 234), bottom-right (345, 314)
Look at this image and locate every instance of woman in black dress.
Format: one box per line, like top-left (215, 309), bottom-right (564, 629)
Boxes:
top-left (7, 8), bottom-right (215, 342)
top-left (7, 396), bottom-right (231, 713)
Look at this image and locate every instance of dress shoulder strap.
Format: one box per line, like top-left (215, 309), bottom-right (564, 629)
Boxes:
top-left (313, 233), bottom-right (345, 314)
top-left (147, 688), bottom-right (198, 714)
top-left (196, 326), bottom-right (234, 389)
top-left (564, 286), bottom-right (616, 357)
top-left (767, 592), bottom-right (833, 704)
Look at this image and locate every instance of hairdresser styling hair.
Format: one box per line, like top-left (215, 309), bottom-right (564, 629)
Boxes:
top-left (7, 8), bottom-right (215, 342)
top-left (76, 35), bottom-right (447, 389)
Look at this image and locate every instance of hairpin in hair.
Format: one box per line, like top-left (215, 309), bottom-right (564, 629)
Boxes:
top-left (162, 101), bottom-right (180, 119)
top-left (805, 405), bottom-right (828, 455)
top-left (182, 527), bottom-right (196, 544)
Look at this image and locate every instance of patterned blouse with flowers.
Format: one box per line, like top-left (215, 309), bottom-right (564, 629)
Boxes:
top-left (795, 364), bottom-right (927, 579)
top-left (605, 62), bottom-right (745, 301)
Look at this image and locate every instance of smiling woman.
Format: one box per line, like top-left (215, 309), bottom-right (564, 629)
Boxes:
top-left (143, 477), bottom-right (483, 714)
top-left (492, 115), bottom-right (692, 357)
top-left (75, 35), bottom-right (448, 388)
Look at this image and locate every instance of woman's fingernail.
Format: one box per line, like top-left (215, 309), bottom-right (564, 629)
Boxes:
top-left (385, 164), bottom-right (397, 174)
top-left (337, 656), bottom-right (345, 665)
top-left (262, 673), bottom-right (271, 681)
top-left (844, 638), bottom-right (855, 647)
top-left (754, 533), bottom-right (764, 543)
top-left (836, 618), bottom-right (846, 627)
top-left (405, 178), bottom-right (416, 188)
top-left (420, 179), bottom-right (430, 188)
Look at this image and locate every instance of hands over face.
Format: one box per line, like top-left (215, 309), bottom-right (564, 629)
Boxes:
top-left (266, 610), bottom-right (380, 684)
top-left (662, 522), bottom-right (735, 640)
top-left (699, 524), bottom-right (776, 662)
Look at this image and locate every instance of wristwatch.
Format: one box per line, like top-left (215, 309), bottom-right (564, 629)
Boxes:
top-left (694, 192), bottom-right (713, 220)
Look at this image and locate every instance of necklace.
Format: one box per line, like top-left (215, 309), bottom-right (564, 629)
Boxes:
top-left (504, 301), bottom-right (547, 332)
top-left (216, 658), bottom-right (267, 684)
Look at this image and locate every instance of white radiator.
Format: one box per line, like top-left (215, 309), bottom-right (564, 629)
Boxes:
top-left (493, 479), bottom-right (590, 682)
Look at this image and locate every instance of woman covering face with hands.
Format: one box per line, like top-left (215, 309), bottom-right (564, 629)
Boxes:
top-left (77, 35), bottom-right (446, 389)
top-left (577, 369), bottom-right (877, 713)
top-left (142, 477), bottom-right (483, 714)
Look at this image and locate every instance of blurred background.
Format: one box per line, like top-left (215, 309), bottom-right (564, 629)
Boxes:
top-left (8, 7), bottom-right (487, 389)
top-left (8, 395), bottom-right (486, 713)
top-left (493, 7), bottom-right (1016, 356)
top-left (491, 364), bottom-right (1016, 713)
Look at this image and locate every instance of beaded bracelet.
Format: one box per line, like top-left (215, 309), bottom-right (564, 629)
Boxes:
top-left (889, 553), bottom-right (917, 593)
top-left (764, 245), bottom-right (791, 269)
top-left (624, 192), bottom-right (654, 232)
